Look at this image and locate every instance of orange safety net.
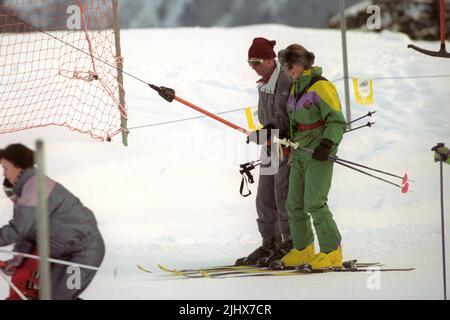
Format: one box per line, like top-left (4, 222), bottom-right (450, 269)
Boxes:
top-left (0, 0), bottom-right (126, 141)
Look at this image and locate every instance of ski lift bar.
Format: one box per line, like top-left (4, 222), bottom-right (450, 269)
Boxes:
top-left (408, 0), bottom-right (450, 58)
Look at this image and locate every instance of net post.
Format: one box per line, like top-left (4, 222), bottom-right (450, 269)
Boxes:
top-left (339, 0), bottom-right (352, 129)
top-left (112, 0), bottom-right (128, 146)
top-left (35, 140), bottom-right (52, 300)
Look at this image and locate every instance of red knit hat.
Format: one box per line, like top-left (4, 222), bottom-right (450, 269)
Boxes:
top-left (248, 37), bottom-right (276, 60)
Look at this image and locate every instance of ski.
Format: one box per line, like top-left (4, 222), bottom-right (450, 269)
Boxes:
top-left (197, 265), bottom-right (415, 279)
top-left (184, 268), bottom-right (298, 279)
top-left (154, 263), bottom-right (259, 275)
top-left (147, 260), bottom-right (382, 278)
top-left (183, 260), bottom-right (381, 278)
top-left (154, 260), bottom-right (380, 275)
top-left (137, 263), bottom-right (238, 274)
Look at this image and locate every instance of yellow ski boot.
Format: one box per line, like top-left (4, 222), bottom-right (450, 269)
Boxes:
top-left (310, 246), bottom-right (343, 270)
top-left (279, 243), bottom-right (315, 268)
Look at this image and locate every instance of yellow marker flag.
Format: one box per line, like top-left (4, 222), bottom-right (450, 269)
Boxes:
top-left (245, 107), bottom-right (262, 131)
top-left (352, 78), bottom-right (374, 105)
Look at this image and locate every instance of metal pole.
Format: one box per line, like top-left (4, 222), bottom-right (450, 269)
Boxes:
top-left (440, 0), bottom-right (446, 47)
top-left (339, 0), bottom-right (352, 129)
top-left (112, 0), bottom-right (128, 146)
top-left (35, 140), bottom-right (51, 300)
top-left (439, 160), bottom-right (447, 300)
top-left (174, 96), bottom-right (250, 135)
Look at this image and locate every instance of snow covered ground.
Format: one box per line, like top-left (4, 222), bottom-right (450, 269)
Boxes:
top-left (1, 25), bottom-right (450, 299)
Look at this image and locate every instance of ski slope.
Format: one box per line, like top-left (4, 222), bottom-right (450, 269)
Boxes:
top-left (0, 25), bottom-right (449, 299)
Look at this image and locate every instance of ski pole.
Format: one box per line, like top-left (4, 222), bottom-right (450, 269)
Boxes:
top-left (408, 0), bottom-right (450, 58)
top-left (438, 159), bottom-right (447, 300)
top-left (345, 121), bottom-right (375, 134)
top-left (305, 148), bottom-right (410, 193)
top-left (432, 142), bottom-right (449, 300)
top-left (333, 158), bottom-right (409, 193)
top-left (326, 152), bottom-right (412, 183)
top-left (347, 111), bottom-right (376, 125)
top-left (274, 138), bottom-right (411, 193)
top-left (149, 84), bottom-right (250, 135)
top-left (345, 111), bottom-right (376, 133)
top-left (297, 146), bottom-right (412, 184)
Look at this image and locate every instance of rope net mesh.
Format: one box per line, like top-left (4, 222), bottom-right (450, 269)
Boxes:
top-left (0, 0), bottom-right (126, 141)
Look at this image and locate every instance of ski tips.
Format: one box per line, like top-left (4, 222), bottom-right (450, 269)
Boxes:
top-left (137, 265), bottom-right (153, 273)
top-left (157, 264), bottom-right (172, 272)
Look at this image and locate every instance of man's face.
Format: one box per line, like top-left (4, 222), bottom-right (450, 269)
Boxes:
top-left (0, 159), bottom-right (22, 185)
top-left (249, 59), bottom-right (274, 79)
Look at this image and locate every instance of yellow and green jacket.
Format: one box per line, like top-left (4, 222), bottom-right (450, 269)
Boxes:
top-left (287, 66), bottom-right (347, 148)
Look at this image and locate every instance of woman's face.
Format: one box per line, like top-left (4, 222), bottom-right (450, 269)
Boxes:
top-left (285, 63), bottom-right (305, 80)
top-left (0, 159), bottom-right (22, 185)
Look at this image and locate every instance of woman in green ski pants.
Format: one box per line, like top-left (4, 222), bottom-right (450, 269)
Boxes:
top-left (273, 44), bottom-right (347, 270)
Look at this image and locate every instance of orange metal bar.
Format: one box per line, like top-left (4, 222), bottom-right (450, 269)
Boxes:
top-left (174, 96), bottom-right (250, 135)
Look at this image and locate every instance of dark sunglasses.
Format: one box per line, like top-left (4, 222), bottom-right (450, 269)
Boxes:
top-left (248, 58), bottom-right (264, 66)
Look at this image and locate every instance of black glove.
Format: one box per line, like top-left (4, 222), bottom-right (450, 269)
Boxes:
top-left (312, 138), bottom-right (333, 161)
top-left (247, 123), bottom-right (275, 145)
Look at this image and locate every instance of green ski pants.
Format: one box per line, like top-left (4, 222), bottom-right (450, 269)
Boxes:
top-left (286, 149), bottom-right (342, 253)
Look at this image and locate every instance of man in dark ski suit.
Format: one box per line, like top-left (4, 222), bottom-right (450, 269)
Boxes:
top-left (235, 37), bottom-right (292, 266)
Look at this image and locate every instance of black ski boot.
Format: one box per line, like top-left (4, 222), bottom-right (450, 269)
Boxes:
top-left (235, 244), bottom-right (275, 266)
top-left (257, 240), bottom-right (293, 267)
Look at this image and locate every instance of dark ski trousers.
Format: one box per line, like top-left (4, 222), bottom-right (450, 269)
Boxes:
top-left (256, 158), bottom-right (291, 247)
top-left (51, 234), bottom-right (105, 300)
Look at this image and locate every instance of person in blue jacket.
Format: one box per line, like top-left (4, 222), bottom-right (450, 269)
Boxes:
top-left (0, 143), bottom-right (105, 299)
